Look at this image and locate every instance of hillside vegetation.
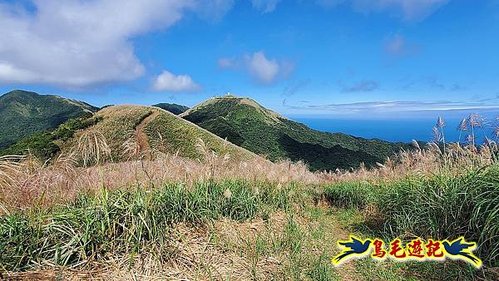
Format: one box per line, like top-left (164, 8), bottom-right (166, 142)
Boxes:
top-left (1, 136), bottom-right (497, 280)
top-left (182, 95), bottom-right (407, 171)
top-left (153, 102), bottom-right (189, 115)
top-left (64, 105), bottom-right (257, 164)
top-left (0, 104), bottom-right (257, 165)
top-left (1, 91), bottom-right (497, 280)
top-left (0, 90), bottom-right (97, 149)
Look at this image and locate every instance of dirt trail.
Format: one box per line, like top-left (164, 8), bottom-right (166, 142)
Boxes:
top-left (135, 111), bottom-right (160, 158)
top-left (328, 214), bottom-right (364, 281)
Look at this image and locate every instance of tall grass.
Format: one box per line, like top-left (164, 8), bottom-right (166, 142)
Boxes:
top-left (329, 140), bottom-right (498, 183)
top-left (323, 164), bottom-right (499, 269)
top-left (0, 180), bottom-right (296, 271)
top-left (0, 144), bottom-right (319, 213)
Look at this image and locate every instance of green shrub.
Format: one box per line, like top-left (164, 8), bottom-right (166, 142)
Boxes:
top-left (52, 116), bottom-right (101, 141)
top-left (0, 132), bottom-right (59, 159)
top-left (0, 116), bottom-right (99, 160)
top-left (323, 181), bottom-right (374, 208)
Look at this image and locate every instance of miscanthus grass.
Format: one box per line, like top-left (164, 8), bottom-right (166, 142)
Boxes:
top-left (0, 180), bottom-right (297, 271)
top-left (323, 164), bottom-right (499, 270)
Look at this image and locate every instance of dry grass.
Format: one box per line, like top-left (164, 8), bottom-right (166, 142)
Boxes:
top-left (2, 132), bottom-right (498, 213)
top-left (326, 141), bottom-right (498, 183)
top-left (74, 128), bottom-right (112, 166)
top-left (0, 147), bottom-right (321, 213)
top-left (2, 214), bottom-right (297, 280)
top-left (2, 115), bottom-right (498, 280)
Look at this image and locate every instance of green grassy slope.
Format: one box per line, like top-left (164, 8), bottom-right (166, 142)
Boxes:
top-left (0, 90), bottom-right (97, 149)
top-left (182, 95), bottom-right (408, 171)
top-left (68, 105), bottom-right (257, 162)
top-left (152, 103), bottom-right (189, 115)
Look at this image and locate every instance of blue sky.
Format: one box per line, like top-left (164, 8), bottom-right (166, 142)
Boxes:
top-left (1, 0), bottom-right (499, 118)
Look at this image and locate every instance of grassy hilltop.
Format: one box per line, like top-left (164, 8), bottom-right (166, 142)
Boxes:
top-left (182, 95), bottom-right (407, 171)
top-left (2, 103), bottom-right (257, 164)
top-left (70, 105), bottom-right (256, 163)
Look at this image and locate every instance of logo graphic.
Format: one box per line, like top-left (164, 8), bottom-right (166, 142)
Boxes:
top-left (332, 235), bottom-right (482, 268)
top-left (332, 235), bottom-right (372, 265)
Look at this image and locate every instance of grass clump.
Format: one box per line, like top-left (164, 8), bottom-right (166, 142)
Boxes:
top-left (323, 181), bottom-right (374, 208)
top-left (0, 180), bottom-right (294, 271)
top-left (323, 164), bottom-right (499, 276)
top-left (375, 166), bottom-right (499, 267)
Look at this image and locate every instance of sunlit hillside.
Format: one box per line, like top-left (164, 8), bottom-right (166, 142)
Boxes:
top-left (1, 115), bottom-right (498, 280)
top-left (1, 1), bottom-right (499, 280)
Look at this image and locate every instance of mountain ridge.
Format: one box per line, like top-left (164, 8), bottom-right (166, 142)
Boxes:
top-left (0, 90), bottom-right (408, 171)
top-left (0, 90), bottom-right (98, 149)
top-left (182, 95), bottom-right (408, 170)
top-left (153, 103), bottom-right (189, 115)
top-left (60, 104), bottom-right (258, 164)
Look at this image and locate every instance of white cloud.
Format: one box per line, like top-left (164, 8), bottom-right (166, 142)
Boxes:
top-left (152, 70), bottom-right (200, 92)
top-left (251, 0), bottom-right (282, 13)
top-left (219, 51), bottom-right (293, 84)
top-left (0, 0), bottom-right (232, 88)
top-left (218, 58), bottom-right (236, 69)
top-left (384, 34), bottom-right (420, 56)
top-left (246, 52), bottom-right (280, 84)
top-left (353, 0), bottom-right (449, 20)
top-left (315, 0), bottom-right (448, 20)
top-left (287, 100), bottom-right (499, 113)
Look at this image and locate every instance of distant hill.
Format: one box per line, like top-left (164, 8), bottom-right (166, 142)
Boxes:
top-left (181, 95), bottom-right (408, 171)
top-left (60, 105), bottom-right (257, 163)
top-left (0, 90), bottom-right (97, 149)
top-left (0, 90), bottom-right (406, 170)
top-left (153, 103), bottom-right (189, 115)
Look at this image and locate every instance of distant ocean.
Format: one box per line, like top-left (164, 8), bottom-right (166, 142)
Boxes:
top-left (292, 117), bottom-right (497, 144)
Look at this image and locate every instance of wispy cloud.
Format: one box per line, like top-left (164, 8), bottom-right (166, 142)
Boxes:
top-left (315, 0), bottom-right (345, 8)
top-left (477, 94), bottom-right (499, 103)
top-left (384, 34), bottom-right (420, 57)
top-left (341, 80), bottom-right (379, 93)
top-left (152, 70), bottom-right (200, 92)
top-left (251, 0), bottom-right (282, 13)
top-left (282, 79), bottom-right (311, 97)
top-left (218, 51), bottom-right (294, 84)
top-left (218, 57), bottom-right (236, 69)
top-left (286, 100), bottom-right (499, 113)
top-left (353, 0), bottom-right (449, 21)
top-left (316, 0), bottom-right (449, 21)
top-left (401, 76), bottom-right (465, 91)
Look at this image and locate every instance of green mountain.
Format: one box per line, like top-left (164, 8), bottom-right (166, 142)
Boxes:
top-left (0, 90), bottom-right (406, 170)
top-left (0, 90), bottom-right (97, 149)
top-left (60, 105), bottom-right (257, 163)
top-left (1, 103), bottom-right (257, 163)
top-left (181, 95), bottom-right (407, 171)
top-left (153, 103), bottom-right (189, 115)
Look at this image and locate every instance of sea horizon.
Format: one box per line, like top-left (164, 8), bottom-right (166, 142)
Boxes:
top-left (291, 115), bottom-right (497, 144)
